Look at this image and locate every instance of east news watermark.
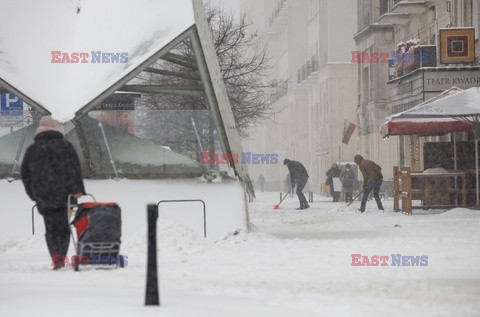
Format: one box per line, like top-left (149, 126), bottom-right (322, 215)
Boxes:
top-left (51, 51), bottom-right (128, 63)
top-left (351, 254), bottom-right (428, 266)
top-left (201, 152), bottom-right (279, 165)
top-left (52, 255), bottom-right (128, 267)
top-left (351, 51), bottom-right (430, 64)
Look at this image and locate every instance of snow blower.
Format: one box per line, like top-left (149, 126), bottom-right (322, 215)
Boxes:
top-left (273, 187), bottom-right (294, 210)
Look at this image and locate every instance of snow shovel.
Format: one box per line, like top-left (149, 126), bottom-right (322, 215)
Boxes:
top-left (347, 190), bottom-right (364, 207)
top-left (273, 187), bottom-right (294, 210)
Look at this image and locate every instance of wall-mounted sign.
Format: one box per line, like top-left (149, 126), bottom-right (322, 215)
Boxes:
top-left (424, 69), bottom-right (480, 92)
top-left (440, 28), bottom-right (475, 64)
top-left (93, 93), bottom-right (140, 111)
top-left (315, 148), bottom-right (329, 156)
top-left (0, 93), bottom-right (24, 127)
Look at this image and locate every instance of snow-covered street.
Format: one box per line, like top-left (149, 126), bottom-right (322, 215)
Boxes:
top-left (1, 179), bottom-right (479, 317)
top-left (3, 0), bottom-right (480, 316)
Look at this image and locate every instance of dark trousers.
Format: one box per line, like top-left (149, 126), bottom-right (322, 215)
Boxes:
top-left (360, 180), bottom-right (384, 211)
top-left (330, 188), bottom-right (340, 202)
top-left (329, 179), bottom-right (340, 202)
top-left (296, 177), bottom-right (309, 207)
top-left (42, 208), bottom-right (70, 266)
top-left (344, 191), bottom-right (353, 202)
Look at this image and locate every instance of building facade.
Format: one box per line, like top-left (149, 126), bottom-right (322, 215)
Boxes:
top-left (240, 0), bottom-right (359, 193)
top-left (356, 0), bottom-right (480, 176)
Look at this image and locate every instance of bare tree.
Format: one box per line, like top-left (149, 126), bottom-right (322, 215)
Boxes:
top-left (137, 2), bottom-right (276, 138)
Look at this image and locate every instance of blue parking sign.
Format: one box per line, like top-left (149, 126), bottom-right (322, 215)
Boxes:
top-left (1, 93), bottom-right (23, 115)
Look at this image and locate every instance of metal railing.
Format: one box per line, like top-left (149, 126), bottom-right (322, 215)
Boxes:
top-left (297, 55), bottom-right (319, 84)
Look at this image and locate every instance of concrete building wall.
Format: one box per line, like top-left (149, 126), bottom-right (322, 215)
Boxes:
top-left (240, 0), bottom-right (358, 194)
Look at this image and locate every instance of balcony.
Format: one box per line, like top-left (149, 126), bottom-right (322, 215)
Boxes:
top-left (267, 0), bottom-right (288, 35)
top-left (389, 44), bottom-right (437, 79)
top-left (392, 1), bottom-right (428, 15)
top-left (297, 55), bottom-right (319, 87)
top-left (377, 0), bottom-right (428, 26)
top-left (377, 12), bottom-right (409, 25)
top-left (271, 80), bottom-right (288, 103)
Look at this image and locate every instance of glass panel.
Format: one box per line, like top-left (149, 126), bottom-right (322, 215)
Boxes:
top-left (0, 98), bottom-right (37, 179)
top-left (0, 15), bottom-right (239, 181)
top-left (83, 106), bottom-right (231, 178)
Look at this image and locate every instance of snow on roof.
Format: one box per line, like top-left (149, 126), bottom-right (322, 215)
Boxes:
top-left (0, 0), bottom-right (195, 123)
top-left (401, 87), bottom-right (480, 118)
top-left (386, 87), bottom-right (464, 120)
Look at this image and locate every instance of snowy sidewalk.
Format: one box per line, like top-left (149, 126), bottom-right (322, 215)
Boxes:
top-left (1, 184), bottom-right (480, 317)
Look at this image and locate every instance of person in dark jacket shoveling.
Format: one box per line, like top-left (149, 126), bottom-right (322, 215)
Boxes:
top-left (354, 154), bottom-right (384, 213)
top-left (283, 159), bottom-right (310, 210)
top-left (21, 116), bottom-right (85, 270)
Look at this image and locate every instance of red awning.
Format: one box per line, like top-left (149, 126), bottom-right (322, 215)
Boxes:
top-left (380, 118), bottom-right (473, 137)
top-left (380, 87), bottom-right (471, 137)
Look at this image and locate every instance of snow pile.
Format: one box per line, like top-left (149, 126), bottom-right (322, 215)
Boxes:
top-left (434, 207), bottom-right (480, 218)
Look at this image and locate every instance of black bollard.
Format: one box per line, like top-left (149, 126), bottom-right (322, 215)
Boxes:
top-left (145, 203), bottom-right (160, 306)
top-left (32, 205), bottom-right (35, 235)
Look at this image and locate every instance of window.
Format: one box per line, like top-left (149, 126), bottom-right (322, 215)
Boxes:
top-left (456, 0), bottom-right (463, 26)
top-left (429, 6), bottom-right (436, 22)
top-left (379, 0), bottom-right (388, 15)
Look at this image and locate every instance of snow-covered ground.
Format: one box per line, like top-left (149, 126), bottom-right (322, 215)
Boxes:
top-left (1, 179), bottom-right (479, 317)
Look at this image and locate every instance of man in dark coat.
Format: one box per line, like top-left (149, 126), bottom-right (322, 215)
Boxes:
top-left (354, 154), bottom-right (384, 213)
top-left (21, 116), bottom-right (85, 270)
top-left (283, 159), bottom-right (310, 209)
top-left (326, 163), bottom-right (341, 202)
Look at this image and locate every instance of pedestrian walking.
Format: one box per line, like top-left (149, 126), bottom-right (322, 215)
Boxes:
top-left (354, 155), bottom-right (384, 213)
top-left (21, 116), bottom-right (85, 270)
top-left (340, 163), bottom-right (356, 202)
top-left (258, 174), bottom-right (266, 192)
top-left (283, 159), bottom-right (310, 209)
top-left (326, 163), bottom-right (341, 202)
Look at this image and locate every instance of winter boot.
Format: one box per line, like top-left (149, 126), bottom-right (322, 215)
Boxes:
top-left (296, 203), bottom-right (310, 210)
top-left (49, 236), bottom-right (68, 269)
top-left (46, 235), bottom-right (61, 268)
top-left (59, 235), bottom-right (70, 259)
